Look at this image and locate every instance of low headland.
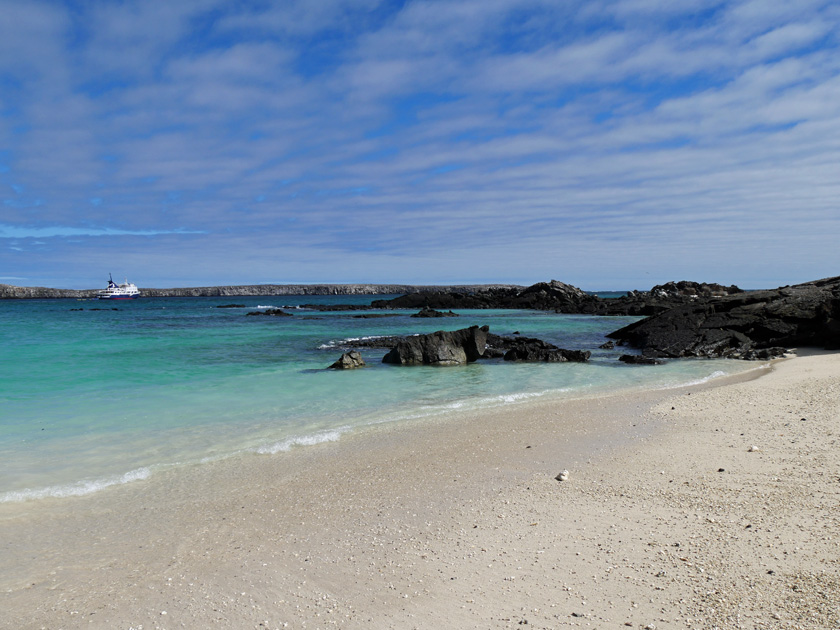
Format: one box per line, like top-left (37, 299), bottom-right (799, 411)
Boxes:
top-left (0, 282), bottom-right (522, 299)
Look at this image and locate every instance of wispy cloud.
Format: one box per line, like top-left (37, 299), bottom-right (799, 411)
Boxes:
top-left (0, 0), bottom-right (838, 288)
top-left (0, 225), bottom-right (205, 239)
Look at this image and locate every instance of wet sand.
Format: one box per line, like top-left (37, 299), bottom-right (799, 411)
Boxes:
top-left (2, 353), bottom-right (839, 629)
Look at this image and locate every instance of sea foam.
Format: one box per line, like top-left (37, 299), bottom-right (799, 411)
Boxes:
top-left (0, 467), bottom-right (152, 504)
top-left (254, 428), bottom-right (348, 455)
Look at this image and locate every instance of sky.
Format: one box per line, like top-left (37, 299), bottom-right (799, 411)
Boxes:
top-left (1, 0), bottom-right (839, 291)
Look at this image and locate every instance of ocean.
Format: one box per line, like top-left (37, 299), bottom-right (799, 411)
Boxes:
top-left (0, 295), bottom-right (760, 503)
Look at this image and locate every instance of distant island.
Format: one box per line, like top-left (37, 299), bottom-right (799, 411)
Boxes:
top-left (0, 283), bottom-right (522, 300)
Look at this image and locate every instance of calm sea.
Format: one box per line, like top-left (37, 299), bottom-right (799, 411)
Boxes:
top-left (0, 295), bottom-right (758, 502)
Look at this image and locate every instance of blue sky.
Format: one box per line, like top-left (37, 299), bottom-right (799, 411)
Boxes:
top-left (1, 0), bottom-right (838, 290)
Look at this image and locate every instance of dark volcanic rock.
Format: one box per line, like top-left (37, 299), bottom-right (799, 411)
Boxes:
top-left (329, 351), bottom-right (367, 369)
top-left (608, 277), bottom-right (840, 359)
top-left (217, 304), bottom-right (245, 308)
top-left (516, 280), bottom-right (600, 312)
top-left (585, 281), bottom-right (746, 317)
top-left (245, 308), bottom-right (293, 317)
top-left (504, 346), bottom-right (591, 362)
top-left (383, 326), bottom-right (489, 366)
top-left (338, 327), bottom-right (590, 365)
top-left (369, 279), bottom-right (747, 316)
top-left (649, 281), bottom-right (743, 299)
top-left (371, 280), bottom-right (601, 313)
top-left (411, 307), bottom-right (459, 318)
top-left (484, 333), bottom-right (590, 362)
top-left (372, 291), bottom-right (499, 310)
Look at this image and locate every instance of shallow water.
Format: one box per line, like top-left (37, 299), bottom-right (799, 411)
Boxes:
top-left (0, 295), bottom-right (759, 501)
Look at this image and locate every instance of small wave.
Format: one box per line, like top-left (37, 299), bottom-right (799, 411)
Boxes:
top-left (655, 369), bottom-right (736, 390)
top-left (255, 428), bottom-right (347, 455)
top-left (319, 335), bottom-right (392, 349)
top-left (368, 388), bottom-right (573, 425)
top-left (495, 391), bottom-right (549, 404)
top-left (0, 467), bottom-right (151, 504)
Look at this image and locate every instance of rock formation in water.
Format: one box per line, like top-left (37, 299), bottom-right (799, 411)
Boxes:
top-left (484, 333), bottom-right (590, 362)
top-left (245, 308), bottom-right (293, 317)
top-left (345, 326), bottom-right (592, 366)
top-left (411, 308), bottom-right (459, 318)
top-left (382, 325), bottom-right (489, 366)
top-left (328, 351), bottom-right (367, 369)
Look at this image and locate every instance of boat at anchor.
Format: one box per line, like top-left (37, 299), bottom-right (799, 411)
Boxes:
top-left (97, 274), bottom-right (141, 300)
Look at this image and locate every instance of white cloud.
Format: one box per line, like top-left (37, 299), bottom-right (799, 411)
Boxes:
top-left (0, 225), bottom-right (205, 239)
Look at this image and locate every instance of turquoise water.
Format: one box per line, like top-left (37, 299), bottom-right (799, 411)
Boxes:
top-left (0, 296), bottom-right (757, 502)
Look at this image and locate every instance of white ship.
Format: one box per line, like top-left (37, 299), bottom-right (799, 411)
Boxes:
top-left (96, 274), bottom-right (141, 300)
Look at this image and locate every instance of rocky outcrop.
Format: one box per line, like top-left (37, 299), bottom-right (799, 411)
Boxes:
top-left (411, 308), bottom-right (459, 318)
top-left (382, 326), bottom-right (489, 366)
top-left (648, 281), bottom-right (743, 299)
top-left (334, 327), bottom-right (592, 365)
top-left (513, 281), bottom-right (599, 312)
top-left (245, 308), bottom-right (293, 317)
top-left (371, 280), bottom-right (601, 313)
top-left (328, 351), bottom-right (367, 369)
top-left (580, 282), bottom-right (745, 317)
top-left (504, 344), bottom-right (591, 363)
top-left (368, 279), bottom-right (749, 316)
top-left (608, 276), bottom-right (840, 359)
top-left (371, 290), bottom-right (504, 310)
top-left (484, 333), bottom-right (590, 362)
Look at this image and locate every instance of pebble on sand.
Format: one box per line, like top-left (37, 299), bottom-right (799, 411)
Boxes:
top-left (556, 470), bottom-right (569, 482)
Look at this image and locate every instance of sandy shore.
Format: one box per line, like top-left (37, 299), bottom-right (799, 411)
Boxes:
top-left (2, 353), bottom-right (839, 629)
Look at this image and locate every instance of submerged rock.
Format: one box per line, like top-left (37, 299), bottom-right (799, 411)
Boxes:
top-left (245, 308), bottom-right (293, 317)
top-left (619, 354), bottom-right (664, 365)
top-left (411, 307), bottom-right (459, 318)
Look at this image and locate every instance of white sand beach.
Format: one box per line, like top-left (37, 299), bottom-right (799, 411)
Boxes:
top-left (2, 352), bottom-right (839, 629)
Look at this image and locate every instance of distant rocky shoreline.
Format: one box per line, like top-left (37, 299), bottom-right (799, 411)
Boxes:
top-left (0, 283), bottom-right (521, 300)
